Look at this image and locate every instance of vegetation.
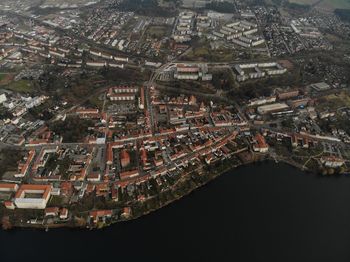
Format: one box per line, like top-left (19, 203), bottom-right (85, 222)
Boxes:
top-left (0, 149), bottom-right (23, 179)
top-left (0, 74), bottom-right (8, 81)
top-left (211, 70), bottom-right (236, 91)
top-left (281, 117), bottom-right (295, 129)
top-left (183, 39), bottom-right (240, 62)
top-left (316, 91), bottom-right (350, 111)
top-left (335, 9), bottom-right (350, 23)
top-left (6, 80), bottom-right (36, 94)
top-left (28, 100), bottom-right (54, 121)
top-left (229, 81), bottom-right (273, 100)
top-left (229, 71), bottom-right (301, 101)
top-left (38, 68), bottom-right (106, 103)
top-left (115, 0), bottom-right (177, 17)
top-left (146, 25), bottom-right (171, 39)
top-left (85, 95), bottom-right (104, 110)
top-left (50, 116), bottom-right (93, 143)
top-left (205, 1), bottom-right (237, 13)
top-left (47, 196), bottom-right (65, 207)
top-left (284, 1), bottom-right (311, 12)
top-left (271, 0), bottom-right (283, 6)
top-left (319, 115), bottom-right (350, 135)
top-left (0, 106), bottom-right (12, 119)
top-left (99, 67), bottom-right (150, 84)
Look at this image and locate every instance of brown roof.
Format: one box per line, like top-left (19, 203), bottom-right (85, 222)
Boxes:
top-left (0, 183), bottom-right (18, 191)
top-left (15, 184), bottom-right (52, 199)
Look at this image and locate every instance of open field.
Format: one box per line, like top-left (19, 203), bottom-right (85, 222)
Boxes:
top-left (289, 0), bottom-right (350, 11)
top-left (146, 25), bottom-right (172, 39)
top-left (0, 73), bottom-right (14, 86)
top-left (5, 80), bottom-right (36, 93)
top-left (0, 74), bottom-right (6, 82)
top-left (316, 91), bottom-right (350, 111)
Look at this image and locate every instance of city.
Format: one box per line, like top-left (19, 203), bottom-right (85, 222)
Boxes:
top-left (0, 0), bottom-right (350, 231)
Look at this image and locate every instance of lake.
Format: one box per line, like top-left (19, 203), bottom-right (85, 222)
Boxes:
top-left (1, 161), bottom-right (350, 262)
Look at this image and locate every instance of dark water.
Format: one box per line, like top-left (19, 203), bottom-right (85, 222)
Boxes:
top-left (2, 161), bottom-right (350, 262)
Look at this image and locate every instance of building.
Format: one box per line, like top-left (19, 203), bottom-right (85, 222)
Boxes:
top-left (311, 82), bottom-right (330, 92)
top-left (288, 98), bottom-right (310, 109)
top-left (120, 169), bottom-right (139, 180)
top-left (107, 86), bottom-right (138, 101)
top-left (277, 89), bottom-right (299, 100)
top-left (89, 209), bottom-right (113, 223)
top-left (15, 150), bottom-right (36, 178)
top-left (257, 103), bottom-right (289, 115)
top-left (122, 207), bottom-right (131, 218)
top-left (253, 134), bottom-right (269, 153)
top-left (111, 86), bottom-right (138, 93)
top-left (45, 207), bottom-right (59, 217)
top-left (109, 93), bottom-right (135, 101)
top-left (0, 93), bottom-right (7, 104)
top-left (4, 201), bottom-right (15, 209)
top-left (87, 173), bottom-right (101, 182)
top-left (248, 96), bottom-right (276, 107)
top-left (76, 108), bottom-right (100, 119)
top-left (321, 156), bottom-right (345, 168)
top-left (174, 64), bottom-right (212, 81)
top-left (234, 62), bottom-right (286, 82)
top-left (120, 149), bottom-right (131, 168)
top-left (60, 208), bottom-right (69, 219)
top-left (139, 86), bottom-right (145, 110)
top-left (0, 183), bottom-right (19, 193)
top-left (14, 184), bottom-right (52, 209)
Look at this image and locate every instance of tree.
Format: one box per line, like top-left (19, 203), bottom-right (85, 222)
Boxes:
top-left (1, 216), bottom-right (12, 230)
top-left (50, 116), bottom-right (93, 143)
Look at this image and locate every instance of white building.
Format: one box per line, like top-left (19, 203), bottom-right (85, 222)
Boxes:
top-left (0, 93), bottom-right (7, 104)
top-left (14, 184), bottom-right (52, 209)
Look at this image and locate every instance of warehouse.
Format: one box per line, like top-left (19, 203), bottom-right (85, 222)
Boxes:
top-left (257, 103), bottom-right (289, 115)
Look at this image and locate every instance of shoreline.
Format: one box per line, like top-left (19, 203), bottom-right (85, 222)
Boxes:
top-left (2, 155), bottom-right (327, 231)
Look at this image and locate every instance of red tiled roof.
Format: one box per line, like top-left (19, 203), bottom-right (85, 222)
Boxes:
top-left (15, 184), bottom-right (52, 199)
top-left (0, 183), bottom-right (18, 191)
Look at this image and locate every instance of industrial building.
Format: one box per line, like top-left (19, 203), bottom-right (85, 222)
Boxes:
top-left (257, 103), bottom-right (289, 115)
top-left (310, 82), bottom-right (331, 92)
top-left (277, 89), bottom-right (300, 100)
top-left (173, 63), bottom-right (212, 81)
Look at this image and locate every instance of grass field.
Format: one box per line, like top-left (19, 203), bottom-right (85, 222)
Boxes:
top-left (6, 80), bottom-right (36, 93)
top-left (146, 25), bottom-right (171, 39)
top-left (316, 91), bottom-right (350, 111)
top-left (0, 73), bottom-right (14, 86)
top-left (289, 0), bottom-right (350, 10)
top-left (0, 74), bottom-right (6, 81)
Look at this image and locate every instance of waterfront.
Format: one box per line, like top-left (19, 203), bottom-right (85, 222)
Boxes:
top-left (2, 161), bottom-right (350, 262)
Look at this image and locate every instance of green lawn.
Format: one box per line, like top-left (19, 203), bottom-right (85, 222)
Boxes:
top-left (87, 95), bottom-right (104, 110)
top-left (316, 91), bottom-right (350, 111)
top-left (0, 74), bottom-right (6, 81)
top-left (146, 25), bottom-right (171, 38)
top-left (6, 80), bottom-right (36, 93)
top-left (0, 73), bottom-right (13, 83)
